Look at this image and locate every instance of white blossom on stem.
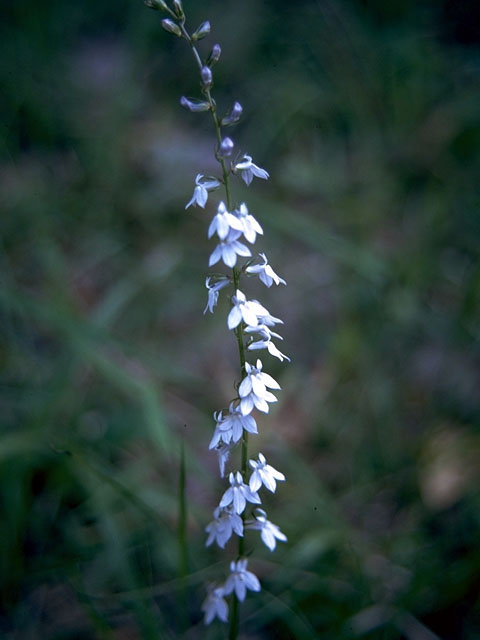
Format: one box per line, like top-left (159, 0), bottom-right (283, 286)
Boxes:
top-left (238, 359), bottom-right (280, 415)
top-left (234, 203), bottom-right (263, 244)
top-left (205, 506), bottom-right (244, 549)
top-left (208, 201), bottom-right (243, 240)
top-left (202, 585), bottom-right (229, 624)
top-left (248, 338), bottom-right (291, 362)
top-left (233, 154), bottom-right (269, 186)
top-left (246, 324), bottom-right (290, 362)
top-left (209, 402), bottom-right (258, 449)
top-left (219, 471), bottom-right (261, 514)
top-left (245, 323), bottom-right (283, 342)
top-left (249, 452), bottom-right (286, 493)
top-left (204, 276), bottom-right (230, 314)
top-left (185, 174), bottom-right (220, 209)
top-left (214, 442), bottom-right (235, 478)
top-left (227, 289), bottom-right (270, 330)
top-left (246, 253), bottom-right (286, 287)
top-left (209, 228), bottom-right (251, 268)
top-left (223, 559), bottom-right (261, 601)
top-left (246, 508), bottom-right (287, 551)
top-left (256, 310), bottom-right (284, 327)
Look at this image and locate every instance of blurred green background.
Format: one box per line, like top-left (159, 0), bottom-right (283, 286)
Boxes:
top-left (1, 0), bottom-right (480, 638)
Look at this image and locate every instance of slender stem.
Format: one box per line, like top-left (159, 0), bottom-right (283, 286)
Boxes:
top-left (229, 596), bottom-right (239, 640)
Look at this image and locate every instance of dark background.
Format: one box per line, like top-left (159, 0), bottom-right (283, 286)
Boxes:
top-left (1, 0), bottom-right (480, 638)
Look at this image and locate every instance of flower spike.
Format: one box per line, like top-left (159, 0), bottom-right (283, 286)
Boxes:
top-left (148, 2), bottom-right (289, 625)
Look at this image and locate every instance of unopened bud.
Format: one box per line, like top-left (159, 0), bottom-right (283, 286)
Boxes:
top-left (144, 0), bottom-right (168, 10)
top-left (221, 101), bottom-right (243, 126)
top-left (201, 66), bottom-right (213, 89)
top-left (172, 0), bottom-right (184, 19)
top-left (192, 21), bottom-right (211, 41)
top-left (180, 96), bottom-right (211, 112)
top-left (161, 19), bottom-right (182, 37)
top-left (219, 137), bottom-right (234, 157)
top-left (207, 44), bottom-right (222, 67)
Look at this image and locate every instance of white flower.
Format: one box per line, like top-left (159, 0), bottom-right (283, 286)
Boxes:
top-left (246, 253), bottom-right (286, 287)
top-left (205, 506), bottom-right (244, 549)
top-left (214, 442), bottom-right (235, 478)
top-left (219, 471), bottom-right (261, 514)
top-left (238, 359), bottom-right (280, 415)
top-left (234, 154), bottom-right (269, 186)
top-left (249, 452), bottom-right (285, 493)
top-left (202, 585), bottom-right (229, 624)
top-left (245, 323), bottom-right (283, 342)
top-left (204, 276), bottom-right (230, 314)
top-left (227, 289), bottom-right (270, 330)
top-left (246, 508), bottom-right (287, 551)
top-left (246, 324), bottom-right (290, 361)
top-left (248, 338), bottom-right (291, 362)
top-left (208, 201), bottom-right (243, 240)
top-left (256, 310), bottom-right (284, 327)
top-left (209, 228), bottom-right (251, 268)
top-left (185, 174), bottom-right (220, 209)
top-left (209, 403), bottom-right (258, 449)
top-left (223, 559), bottom-right (261, 602)
top-left (234, 203), bottom-right (263, 244)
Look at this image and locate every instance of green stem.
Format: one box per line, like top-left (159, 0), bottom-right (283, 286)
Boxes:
top-left (229, 596), bottom-right (239, 640)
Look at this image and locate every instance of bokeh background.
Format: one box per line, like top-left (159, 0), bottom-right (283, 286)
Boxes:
top-left (1, 0), bottom-right (480, 638)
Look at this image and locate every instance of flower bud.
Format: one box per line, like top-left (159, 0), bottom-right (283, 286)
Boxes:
top-left (192, 20), bottom-right (211, 41)
top-left (219, 137), bottom-right (234, 157)
top-left (144, 0), bottom-right (168, 10)
top-left (180, 96), bottom-right (211, 112)
top-left (161, 19), bottom-right (182, 37)
top-left (201, 66), bottom-right (213, 89)
top-left (207, 44), bottom-right (222, 67)
top-left (221, 101), bottom-right (243, 126)
top-left (172, 0), bottom-right (184, 19)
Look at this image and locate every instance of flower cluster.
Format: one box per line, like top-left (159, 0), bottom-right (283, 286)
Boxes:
top-left (147, 0), bottom-right (288, 629)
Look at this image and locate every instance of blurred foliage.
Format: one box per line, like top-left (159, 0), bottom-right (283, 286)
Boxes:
top-left (1, 0), bottom-right (480, 638)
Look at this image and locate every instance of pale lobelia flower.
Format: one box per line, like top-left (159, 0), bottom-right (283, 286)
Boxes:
top-left (209, 402), bottom-right (258, 449)
top-left (249, 452), bottom-right (286, 493)
top-left (256, 309), bottom-right (284, 328)
top-left (204, 276), bottom-right (230, 314)
top-left (245, 323), bottom-right (283, 343)
top-left (246, 252), bottom-right (286, 287)
top-left (234, 203), bottom-right (263, 244)
top-left (233, 154), bottom-right (269, 186)
top-left (208, 201), bottom-right (244, 240)
top-left (246, 324), bottom-right (290, 362)
top-left (205, 505), bottom-right (244, 549)
top-left (209, 228), bottom-right (251, 268)
top-left (185, 174), bottom-right (220, 209)
top-left (219, 471), bottom-right (261, 514)
top-left (214, 441), bottom-right (235, 478)
top-left (227, 289), bottom-right (270, 330)
top-left (247, 337), bottom-right (291, 362)
top-left (223, 558), bottom-right (261, 602)
top-left (201, 585), bottom-right (229, 624)
top-left (246, 508), bottom-right (288, 551)
top-left (245, 324), bottom-right (290, 362)
top-left (238, 359), bottom-right (281, 415)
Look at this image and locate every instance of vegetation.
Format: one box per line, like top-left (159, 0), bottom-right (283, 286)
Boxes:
top-left (1, 0), bottom-right (479, 637)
